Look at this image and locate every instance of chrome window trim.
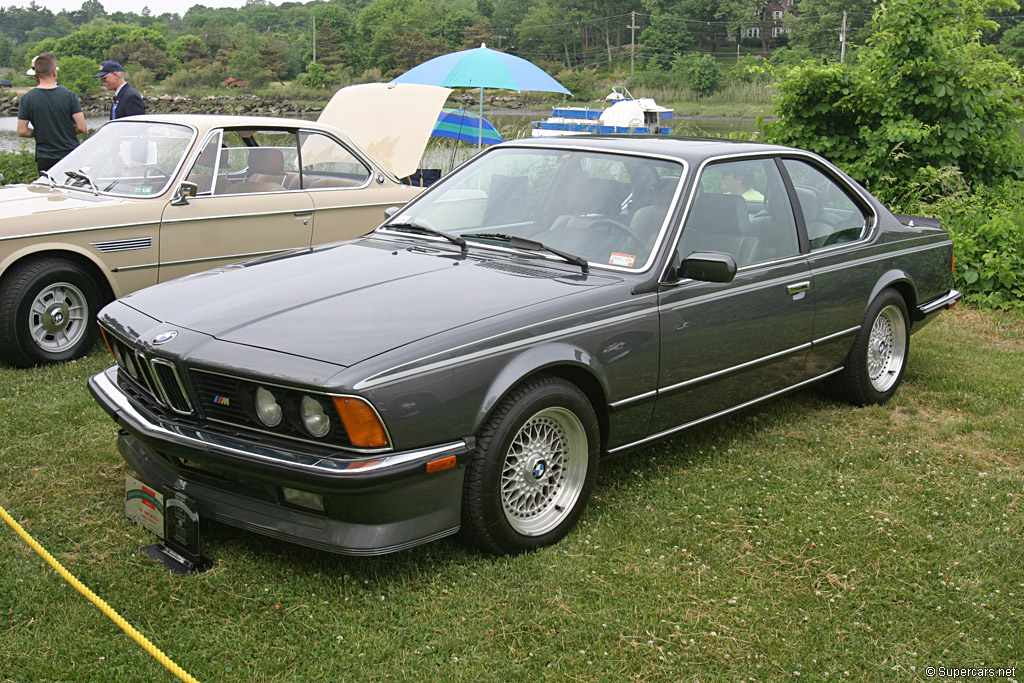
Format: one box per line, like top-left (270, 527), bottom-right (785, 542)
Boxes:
top-left (297, 128), bottom-right (374, 191)
top-left (658, 270), bottom-right (810, 314)
top-left (190, 367), bottom-right (394, 454)
top-left (659, 150), bottom-right (881, 284)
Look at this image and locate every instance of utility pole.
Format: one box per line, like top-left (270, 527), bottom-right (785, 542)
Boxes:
top-left (840, 10), bottom-right (847, 63)
top-left (628, 11), bottom-right (638, 80)
top-left (312, 15), bottom-right (317, 63)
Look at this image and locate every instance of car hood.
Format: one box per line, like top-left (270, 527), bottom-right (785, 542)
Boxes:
top-left (119, 237), bottom-right (610, 368)
top-left (318, 83), bottom-right (452, 180)
top-left (0, 183), bottom-right (136, 229)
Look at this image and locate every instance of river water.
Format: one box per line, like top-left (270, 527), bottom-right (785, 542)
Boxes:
top-left (0, 112), bottom-right (757, 155)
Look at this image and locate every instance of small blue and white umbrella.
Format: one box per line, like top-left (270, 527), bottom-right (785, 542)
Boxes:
top-left (432, 109), bottom-right (503, 145)
top-left (393, 43), bottom-right (570, 146)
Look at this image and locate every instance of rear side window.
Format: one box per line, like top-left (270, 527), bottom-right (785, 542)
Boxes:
top-left (298, 132), bottom-right (371, 189)
top-left (782, 158), bottom-right (869, 250)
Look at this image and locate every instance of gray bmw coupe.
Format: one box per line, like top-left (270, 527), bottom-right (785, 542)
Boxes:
top-left (90, 137), bottom-right (960, 557)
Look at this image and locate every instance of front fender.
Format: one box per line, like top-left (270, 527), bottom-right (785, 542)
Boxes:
top-left (472, 341), bottom-right (611, 435)
top-left (0, 241), bottom-right (121, 296)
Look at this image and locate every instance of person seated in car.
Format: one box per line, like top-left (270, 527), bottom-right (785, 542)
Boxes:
top-left (722, 167), bottom-right (764, 201)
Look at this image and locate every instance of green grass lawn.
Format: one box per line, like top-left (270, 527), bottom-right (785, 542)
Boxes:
top-left (1, 307), bottom-right (1021, 682)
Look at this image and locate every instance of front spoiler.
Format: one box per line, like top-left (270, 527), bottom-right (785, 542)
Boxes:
top-left (89, 366), bottom-right (471, 555)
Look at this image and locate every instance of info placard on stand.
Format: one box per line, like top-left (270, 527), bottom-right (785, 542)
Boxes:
top-left (141, 492), bottom-right (213, 575)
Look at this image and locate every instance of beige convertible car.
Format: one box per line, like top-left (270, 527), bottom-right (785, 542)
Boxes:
top-left (0, 83), bottom-right (451, 367)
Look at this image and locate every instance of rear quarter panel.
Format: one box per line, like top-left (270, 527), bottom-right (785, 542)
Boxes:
top-left (806, 213), bottom-right (954, 376)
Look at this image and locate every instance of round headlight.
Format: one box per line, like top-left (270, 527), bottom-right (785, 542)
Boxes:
top-left (254, 386), bottom-right (282, 427)
top-left (300, 395), bottom-right (331, 438)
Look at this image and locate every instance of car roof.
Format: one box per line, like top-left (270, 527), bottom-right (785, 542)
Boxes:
top-left (109, 114), bottom-right (330, 131)
top-left (502, 135), bottom-right (800, 165)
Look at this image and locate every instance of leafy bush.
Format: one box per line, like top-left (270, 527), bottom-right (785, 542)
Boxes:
top-left (0, 150), bottom-right (41, 185)
top-left (56, 55), bottom-right (101, 96)
top-left (296, 62), bottom-right (327, 89)
top-left (163, 63), bottom-right (227, 89)
top-left (557, 68), bottom-right (599, 100)
top-left (764, 0), bottom-right (1024, 194)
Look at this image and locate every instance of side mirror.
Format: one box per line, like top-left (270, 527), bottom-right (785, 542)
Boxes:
top-left (384, 205), bottom-right (401, 219)
top-left (679, 251), bottom-right (737, 283)
top-left (171, 181), bottom-right (198, 206)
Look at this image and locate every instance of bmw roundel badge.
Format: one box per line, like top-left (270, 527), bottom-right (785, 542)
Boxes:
top-left (152, 330), bottom-right (178, 345)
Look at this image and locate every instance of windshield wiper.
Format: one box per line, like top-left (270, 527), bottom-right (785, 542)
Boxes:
top-left (463, 233), bottom-right (589, 273)
top-left (37, 170), bottom-right (58, 188)
top-left (387, 221), bottom-right (467, 253)
top-left (65, 169), bottom-right (99, 195)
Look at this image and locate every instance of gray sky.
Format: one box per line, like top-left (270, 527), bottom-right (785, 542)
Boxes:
top-left (22, 0), bottom-right (271, 14)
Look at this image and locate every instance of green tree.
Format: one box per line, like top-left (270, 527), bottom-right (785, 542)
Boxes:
top-left (764, 0), bottom-right (1024, 196)
top-left (786, 0), bottom-right (879, 59)
top-left (678, 53), bottom-right (723, 96)
top-left (55, 54), bottom-right (101, 95)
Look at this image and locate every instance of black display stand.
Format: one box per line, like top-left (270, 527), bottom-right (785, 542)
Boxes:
top-left (141, 492), bottom-right (213, 574)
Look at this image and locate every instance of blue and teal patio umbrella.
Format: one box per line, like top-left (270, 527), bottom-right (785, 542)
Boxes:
top-left (432, 108), bottom-right (503, 145)
top-left (392, 43), bottom-right (571, 147)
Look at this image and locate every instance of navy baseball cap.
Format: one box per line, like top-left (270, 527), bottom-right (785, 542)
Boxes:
top-left (95, 60), bottom-right (124, 77)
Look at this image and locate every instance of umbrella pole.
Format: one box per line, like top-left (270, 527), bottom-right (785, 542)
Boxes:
top-left (478, 86), bottom-right (484, 149)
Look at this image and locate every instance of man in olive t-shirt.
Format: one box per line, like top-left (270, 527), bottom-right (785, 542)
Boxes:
top-left (17, 53), bottom-right (88, 173)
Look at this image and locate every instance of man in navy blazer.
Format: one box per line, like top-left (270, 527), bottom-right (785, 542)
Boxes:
top-left (95, 60), bottom-right (145, 120)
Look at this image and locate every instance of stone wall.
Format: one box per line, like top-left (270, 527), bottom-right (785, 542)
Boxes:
top-left (0, 90), bottom-right (533, 118)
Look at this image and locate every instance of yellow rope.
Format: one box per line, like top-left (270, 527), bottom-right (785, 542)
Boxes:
top-left (0, 502), bottom-right (200, 683)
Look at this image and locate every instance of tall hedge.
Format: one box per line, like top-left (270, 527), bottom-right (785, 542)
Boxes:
top-left (764, 0), bottom-right (1024, 199)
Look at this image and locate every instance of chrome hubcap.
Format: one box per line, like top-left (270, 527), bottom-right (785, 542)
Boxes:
top-left (501, 407), bottom-right (588, 536)
top-left (867, 304), bottom-right (906, 393)
top-left (29, 282), bottom-right (88, 353)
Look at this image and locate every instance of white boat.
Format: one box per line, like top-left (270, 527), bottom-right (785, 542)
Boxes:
top-left (531, 87), bottom-right (674, 137)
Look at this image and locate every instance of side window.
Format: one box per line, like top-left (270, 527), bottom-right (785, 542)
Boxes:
top-left (782, 158), bottom-right (869, 249)
top-left (677, 158), bottom-right (799, 268)
top-left (185, 129), bottom-right (300, 195)
top-left (298, 132), bottom-right (371, 189)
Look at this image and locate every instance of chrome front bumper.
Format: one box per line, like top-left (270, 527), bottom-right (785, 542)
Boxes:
top-left (89, 366), bottom-right (471, 555)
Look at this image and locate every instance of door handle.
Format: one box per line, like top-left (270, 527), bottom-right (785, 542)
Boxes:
top-left (786, 281), bottom-right (811, 295)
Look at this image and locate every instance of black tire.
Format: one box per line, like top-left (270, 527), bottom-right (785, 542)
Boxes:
top-left (0, 258), bottom-right (103, 368)
top-left (828, 289), bottom-right (910, 406)
top-left (461, 376), bottom-right (600, 555)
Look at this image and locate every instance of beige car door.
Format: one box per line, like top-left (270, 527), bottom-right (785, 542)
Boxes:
top-left (297, 130), bottom-right (419, 245)
top-left (158, 129), bottom-right (314, 283)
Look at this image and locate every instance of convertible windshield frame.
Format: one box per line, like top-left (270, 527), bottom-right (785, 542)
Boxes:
top-left (44, 120), bottom-right (198, 199)
top-left (384, 144), bottom-right (687, 275)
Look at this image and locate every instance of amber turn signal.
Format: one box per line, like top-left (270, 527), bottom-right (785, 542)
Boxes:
top-left (332, 397), bottom-right (389, 448)
top-left (99, 327), bottom-right (115, 360)
top-left (426, 455), bottom-right (456, 474)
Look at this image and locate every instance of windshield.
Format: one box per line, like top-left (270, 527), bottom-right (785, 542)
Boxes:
top-left (388, 146), bottom-right (683, 271)
top-left (45, 121), bottom-right (194, 197)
